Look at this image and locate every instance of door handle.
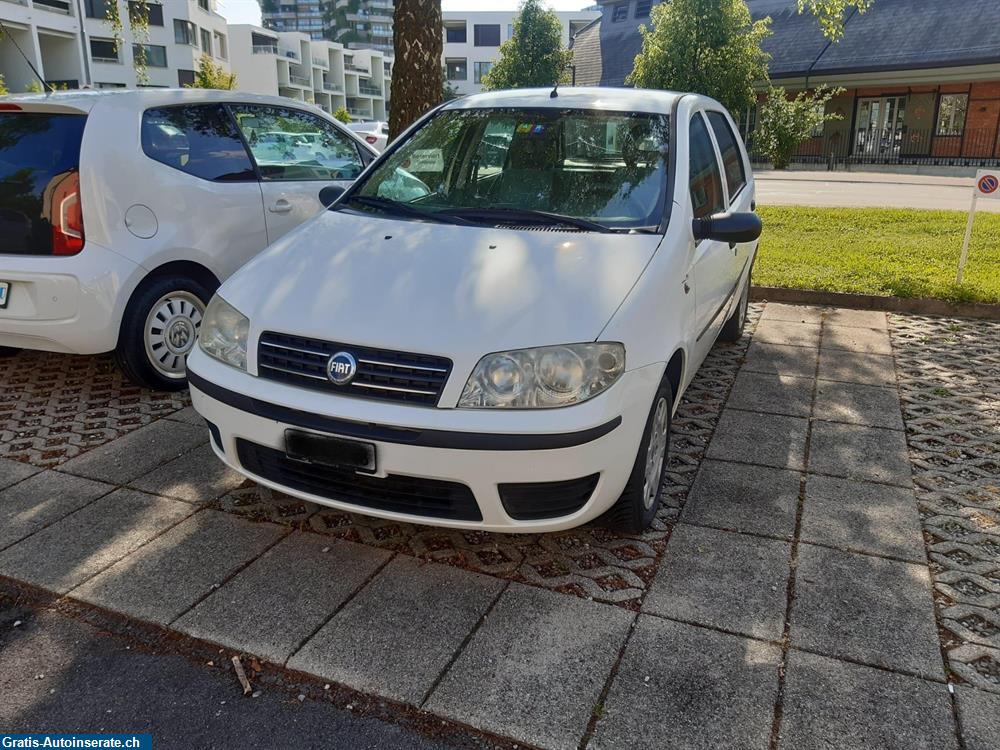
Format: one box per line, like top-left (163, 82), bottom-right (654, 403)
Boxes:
top-left (269, 199), bottom-right (292, 214)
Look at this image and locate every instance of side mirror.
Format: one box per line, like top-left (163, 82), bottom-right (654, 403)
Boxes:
top-left (320, 184), bottom-right (346, 207)
top-left (692, 211), bottom-right (762, 244)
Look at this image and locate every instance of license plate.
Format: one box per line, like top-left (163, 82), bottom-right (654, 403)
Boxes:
top-left (285, 429), bottom-right (376, 473)
top-left (0, 282), bottom-right (8, 309)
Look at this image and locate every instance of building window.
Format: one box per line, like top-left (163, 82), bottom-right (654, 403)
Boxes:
top-left (174, 20), bottom-right (197, 47)
top-left (89, 38), bottom-right (119, 63)
top-left (445, 58), bottom-right (468, 81)
top-left (84, 0), bottom-right (111, 19)
top-left (214, 32), bottom-right (228, 60)
top-left (936, 93), bottom-right (968, 136)
top-left (507, 23), bottom-right (513, 39)
top-left (612, 3), bottom-right (629, 22)
top-left (200, 28), bottom-right (213, 55)
top-left (474, 61), bottom-right (493, 84)
top-left (635, 0), bottom-right (653, 17)
top-left (197, 0), bottom-right (210, 10)
top-left (133, 44), bottom-right (167, 68)
top-left (177, 69), bottom-right (196, 87)
top-left (474, 24), bottom-right (501, 47)
top-left (445, 22), bottom-right (467, 44)
top-left (96, 81), bottom-right (126, 89)
top-left (129, 1), bottom-right (163, 26)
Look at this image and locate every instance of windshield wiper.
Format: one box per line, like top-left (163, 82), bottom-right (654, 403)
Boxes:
top-left (436, 207), bottom-right (615, 234)
top-left (342, 195), bottom-right (469, 225)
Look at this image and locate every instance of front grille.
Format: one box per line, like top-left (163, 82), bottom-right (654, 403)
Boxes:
top-left (498, 474), bottom-right (600, 521)
top-left (236, 439), bottom-right (482, 522)
top-left (257, 332), bottom-right (452, 406)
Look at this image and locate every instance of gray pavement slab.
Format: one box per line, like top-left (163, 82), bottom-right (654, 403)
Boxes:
top-left (0, 458), bottom-right (40, 491)
top-left (791, 544), bottom-right (943, 679)
top-left (643, 524), bottom-right (791, 641)
top-left (778, 649), bottom-right (958, 750)
top-left (743, 341), bottom-right (819, 378)
top-left (752, 319), bottom-right (822, 348)
top-left (681, 459), bottom-right (801, 539)
top-left (759, 303), bottom-right (826, 325)
top-left (817, 349), bottom-right (897, 386)
top-left (813, 381), bottom-right (904, 430)
top-left (706, 409), bottom-right (808, 471)
top-left (728, 371), bottom-right (815, 417)
top-left (176, 533), bottom-right (390, 664)
top-left (72, 510), bottom-right (287, 625)
top-left (426, 582), bottom-right (632, 750)
top-left (0, 489), bottom-right (192, 594)
top-left (130, 443), bottom-right (246, 505)
top-left (58, 420), bottom-right (207, 485)
top-left (163, 406), bottom-right (205, 425)
top-left (822, 324), bottom-right (894, 355)
top-left (0, 471), bottom-right (114, 551)
top-left (956, 686), bottom-right (1000, 750)
top-left (801, 475), bottom-right (925, 562)
top-left (591, 614), bottom-right (780, 750)
top-left (288, 555), bottom-right (504, 706)
top-left (808, 421), bottom-right (912, 486)
top-left (824, 308), bottom-right (889, 331)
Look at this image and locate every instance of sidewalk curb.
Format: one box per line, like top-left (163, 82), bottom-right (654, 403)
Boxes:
top-left (750, 286), bottom-right (1000, 320)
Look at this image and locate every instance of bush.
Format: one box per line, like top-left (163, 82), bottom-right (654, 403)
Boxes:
top-left (756, 86), bottom-right (842, 169)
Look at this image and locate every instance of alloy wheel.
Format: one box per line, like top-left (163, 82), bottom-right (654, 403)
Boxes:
top-left (143, 291), bottom-right (204, 379)
top-left (642, 396), bottom-right (669, 510)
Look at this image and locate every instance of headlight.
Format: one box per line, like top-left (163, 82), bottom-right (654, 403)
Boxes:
top-left (198, 295), bottom-right (249, 371)
top-left (458, 343), bottom-right (625, 409)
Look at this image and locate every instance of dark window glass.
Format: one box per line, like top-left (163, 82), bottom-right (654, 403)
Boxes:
top-left (89, 38), bottom-right (119, 62)
top-left (133, 44), bottom-right (167, 68)
top-left (129, 1), bottom-right (163, 26)
top-left (174, 19), bottom-right (197, 46)
top-left (635, 0), bottom-right (653, 18)
top-left (84, 0), bottom-right (112, 19)
top-left (177, 69), bottom-right (196, 87)
top-left (706, 111), bottom-right (747, 198)
top-left (141, 105), bottom-right (255, 182)
top-left (445, 58), bottom-right (467, 81)
top-left (689, 114), bottom-right (725, 220)
top-left (612, 3), bottom-right (628, 22)
top-left (0, 113), bottom-right (87, 255)
top-left (445, 24), bottom-right (467, 43)
top-left (473, 24), bottom-right (501, 46)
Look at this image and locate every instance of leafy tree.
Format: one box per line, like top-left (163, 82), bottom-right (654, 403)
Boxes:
top-left (442, 77), bottom-right (461, 101)
top-left (798, 0), bottom-right (873, 41)
top-left (755, 86), bottom-right (843, 169)
top-left (481, 0), bottom-right (572, 91)
top-left (0, 75), bottom-right (7, 96)
top-left (187, 55), bottom-right (238, 90)
top-left (334, 106), bottom-right (352, 124)
top-left (389, 0), bottom-right (443, 140)
top-left (25, 80), bottom-right (43, 93)
top-left (107, 0), bottom-right (151, 85)
top-left (628, 0), bottom-right (771, 120)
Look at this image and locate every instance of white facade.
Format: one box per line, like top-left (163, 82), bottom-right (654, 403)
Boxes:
top-left (442, 9), bottom-right (600, 96)
top-left (0, 0), bottom-right (87, 92)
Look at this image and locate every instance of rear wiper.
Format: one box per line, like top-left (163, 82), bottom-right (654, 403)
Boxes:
top-left (343, 195), bottom-right (470, 225)
top-left (437, 207), bottom-right (614, 233)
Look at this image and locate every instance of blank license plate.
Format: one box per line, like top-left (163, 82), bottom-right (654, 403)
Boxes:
top-left (0, 282), bottom-right (8, 309)
top-left (285, 430), bottom-right (376, 473)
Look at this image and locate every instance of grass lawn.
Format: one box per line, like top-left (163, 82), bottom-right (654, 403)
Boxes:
top-left (755, 206), bottom-right (1000, 304)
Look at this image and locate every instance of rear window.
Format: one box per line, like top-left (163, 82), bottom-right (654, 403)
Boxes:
top-left (0, 112), bottom-right (87, 255)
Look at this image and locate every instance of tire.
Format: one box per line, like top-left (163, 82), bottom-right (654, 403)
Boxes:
top-left (114, 275), bottom-right (213, 391)
top-left (601, 379), bottom-right (673, 533)
top-left (0, 346), bottom-right (20, 358)
top-left (719, 267), bottom-right (751, 343)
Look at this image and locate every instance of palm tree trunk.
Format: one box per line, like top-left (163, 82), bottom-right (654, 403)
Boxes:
top-left (389, 0), bottom-right (443, 140)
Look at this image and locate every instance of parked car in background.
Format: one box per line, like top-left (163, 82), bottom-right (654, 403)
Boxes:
top-left (188, 87), bottom-right (761, 533)
top-left (348, 120), bottom-right (390, 151)
top-left (0, 90), bottom-right (376, 390)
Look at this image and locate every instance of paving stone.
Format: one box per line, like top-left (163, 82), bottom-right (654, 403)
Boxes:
top-left (591, 614), bottom-right (780, 750)
top-left (426, 583), bottom-right (632, 750)
top-left (822, 324), bottom-right (894, 355)
top-left (728, 371), bottom-right (815, 417)
top-left (760, 303), bottom-right (826, 324)
top-left (824, 308), bottom-right (889, 331)
top-left (752, 319), bottom-right (822, 348)
top-left (814, 381), bottom-right (904, 430)
top-left (778, 650), bottom-right (957, 750)
top-left (0, 458), bottom-right (40, 491)
top-left (164, 406), bottom-right (205, 425)
top-left (791, 544), bottom-right (943, 679)
top-left (802, 475), bottom-right (925, 562)
top-left (818, 349), bottom-right (897, 386)
top-left (743, 341), bottom-right (819, 378)
top-left (957, 686), bottom-right (1000, 750)
top-left (808, 421), bottom-right (912, 486)
top-left (58, 420), bottom-right (207, 485)
top-left (72, 510), bottom-right (286, 625)
top-left (130, 443), bottom-right (246, 505)
top-left (0, 489), bottom-right (192, 594)
top-left (706, 409), bottom-right (808, 471)
top-left (176, 533), bottom-right (390, 664)
top-left (0, 472), bottom-right (114, 551)
top-left (289, 555), bottom-right (504, 706)
top-left (644, 524), bottom-right (791, 641)
top-left (681, 460), bottom-right (801, 539)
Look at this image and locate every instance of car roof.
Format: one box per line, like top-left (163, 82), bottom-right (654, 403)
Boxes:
top-left (3, 88), bottom-right (332, 115)
top-left (443, 87), bottom-right (688, 116)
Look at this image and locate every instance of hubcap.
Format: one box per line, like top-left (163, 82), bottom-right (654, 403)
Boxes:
top-left (144, 291), bottom-right (205, 379)
top-left (642, 397), bottom-right (669, 510)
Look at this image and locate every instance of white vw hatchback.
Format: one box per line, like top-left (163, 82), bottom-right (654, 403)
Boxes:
top-left (187, 88), bottom-right (761, 533)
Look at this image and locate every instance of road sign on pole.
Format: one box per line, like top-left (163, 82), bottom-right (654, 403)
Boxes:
top-left (958, 170), bottom-right (1000, 284)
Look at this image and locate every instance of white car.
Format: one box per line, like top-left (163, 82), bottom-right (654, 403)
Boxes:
top-left (187, 87), bottom-right (761, 533)
top-left (348, 120), bottom-right (390, 151)
top-left (0, 89), bottom-right (376, 390)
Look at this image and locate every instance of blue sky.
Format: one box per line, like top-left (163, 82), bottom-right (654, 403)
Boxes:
top-left (217, 1), bottom-right (597, 26)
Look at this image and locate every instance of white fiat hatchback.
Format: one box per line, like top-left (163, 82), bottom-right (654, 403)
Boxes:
top-left (187, 88), bottom-right (761, 533)
top-left (0, 90), bottom-right (375, 389)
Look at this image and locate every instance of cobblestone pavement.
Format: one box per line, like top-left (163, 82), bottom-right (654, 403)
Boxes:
top-left (1, 303), bottom-right (999, 750)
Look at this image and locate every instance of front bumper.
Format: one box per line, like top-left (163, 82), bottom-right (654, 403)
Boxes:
top-left (187, 348), bottom-right (663, 533)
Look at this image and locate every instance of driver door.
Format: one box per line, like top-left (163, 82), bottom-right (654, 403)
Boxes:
top-left (230, 104), bottom-right (367, 244)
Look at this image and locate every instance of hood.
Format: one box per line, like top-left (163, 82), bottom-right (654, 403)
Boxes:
top-left (221, 210), bottom-right (662, 375)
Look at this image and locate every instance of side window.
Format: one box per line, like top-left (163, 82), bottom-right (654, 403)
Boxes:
top-left (688, 114), bottom-right (725, 220)
top-left (141, 104), bottom-right (255, 182)
top-left (707, 111), bottom-right (747, 198)
top-left (230, 104), bottom-right (364, 181)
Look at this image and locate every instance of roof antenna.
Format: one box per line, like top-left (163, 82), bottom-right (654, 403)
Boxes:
top-left (550, 81), bottom-right (559, 99)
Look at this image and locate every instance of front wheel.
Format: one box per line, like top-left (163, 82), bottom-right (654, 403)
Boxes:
top-left (719, 269), bottom-right (751, 343)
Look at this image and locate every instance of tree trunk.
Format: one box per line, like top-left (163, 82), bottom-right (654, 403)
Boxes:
top-left (389, 0), bottom-right (443, 140)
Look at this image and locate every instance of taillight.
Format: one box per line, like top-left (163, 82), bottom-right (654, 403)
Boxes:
top-left (365, 135), bottom-right (378, 144)
top-left (51, 171), bottom-right (84, 256)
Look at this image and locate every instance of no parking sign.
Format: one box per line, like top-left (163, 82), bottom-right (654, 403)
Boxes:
top-left (976, 171), bottom-right (1000, 198)
top-left (958, 169), bottom-right (1000, 283)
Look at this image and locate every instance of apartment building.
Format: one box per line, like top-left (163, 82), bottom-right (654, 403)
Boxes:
top-left (262, 0), bottom-right (394, 54)
top-left (228, 24), bottom-right (390, 121)
top-left (442, 8), bottom-right (600, 96)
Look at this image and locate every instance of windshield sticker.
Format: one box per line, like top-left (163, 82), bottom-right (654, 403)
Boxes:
top-left (516, 123), bottom-right (533, 134)
top-left (531, 125), bottom-right (547, 136)
top-left (405, 149), bottom-right (445, 172)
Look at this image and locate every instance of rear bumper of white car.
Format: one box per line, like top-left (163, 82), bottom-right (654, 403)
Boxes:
top-left (187, 349), bottom-right (663, 533)
top-left (0, 242), bottom-right (143, 354)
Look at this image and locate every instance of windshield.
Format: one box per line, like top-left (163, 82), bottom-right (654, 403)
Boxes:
top-left (348, 107), bottom-right (671, 231)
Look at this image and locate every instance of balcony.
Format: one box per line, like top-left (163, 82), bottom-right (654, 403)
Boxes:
top-left (312, 56), bottom-right (329, 67)
top-left (252, 44), bottom-right (279, 55)
top-left (344, 63), bottom-right (370, 75)
top-left (322, 80), bottom-right (343, 92)
top-left (279, 48), bottom-right (301, 61)
top-left (289, 74), bottom-right (311, 86)
top-left (358, 83), bottom-right (381, 96)
top-left (33, 0), bottom-right (72, 13)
